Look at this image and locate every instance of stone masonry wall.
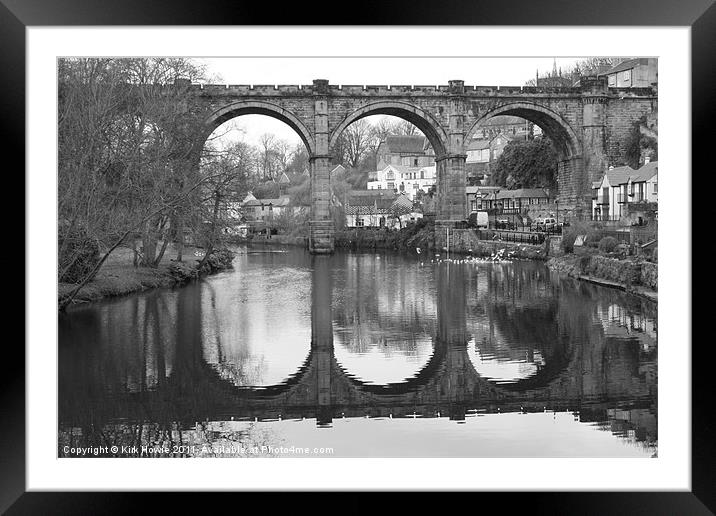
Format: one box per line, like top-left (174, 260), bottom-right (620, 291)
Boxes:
top-left (605, 96), bottom-right (658, 166)
top-left (441, 229), bottom-right (548, 260)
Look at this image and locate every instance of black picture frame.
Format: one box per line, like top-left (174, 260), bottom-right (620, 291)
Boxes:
top-left (7, 0), bottom-right (711, 513)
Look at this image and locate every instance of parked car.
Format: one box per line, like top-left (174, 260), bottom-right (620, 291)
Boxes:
top-left (495, 219), bottom-right (516, 230)
top-left (534, 217), bottom-right (558, 232)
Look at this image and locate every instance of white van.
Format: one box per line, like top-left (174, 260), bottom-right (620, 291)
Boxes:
top-left (475, 211), bottom-right (489, 228)
top-left (536, 217), bottom-right (558, 231)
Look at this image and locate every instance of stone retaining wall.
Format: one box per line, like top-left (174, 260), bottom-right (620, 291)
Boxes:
top-left (445, 229), bottom-right (548, 260)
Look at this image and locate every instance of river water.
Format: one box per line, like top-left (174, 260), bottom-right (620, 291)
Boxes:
top-left (58, 246), bottom-right (657, 458)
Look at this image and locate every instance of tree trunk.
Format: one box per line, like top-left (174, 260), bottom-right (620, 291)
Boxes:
top-left (153, 236), bottom-right (170, 267)
top-left (141, 219), bottom-right (158, 267)
top-left (175, 212), bottom-right (184, 262)
top-left (132, 239), bottom-right (139, 267)
top-left (197, 190), bottom-right (221, 270)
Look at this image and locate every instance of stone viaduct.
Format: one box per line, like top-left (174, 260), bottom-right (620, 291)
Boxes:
top-left (173, 77), bottom-right (657, 253)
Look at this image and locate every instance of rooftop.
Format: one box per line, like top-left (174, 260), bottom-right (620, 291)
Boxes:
top-left (496, 188), bottom-right (551, 199)
top-left (243, 196), bottom-right (291, 207)
top-left (378, 135), bottom-right (429, 155)
top-left (600, 161), bottom-right (658, 186)
top-left (600, 58), bottom-right (653, 76)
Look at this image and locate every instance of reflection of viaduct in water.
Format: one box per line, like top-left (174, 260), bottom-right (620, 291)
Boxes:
top-left (125, 258), bottom-right (654, 427)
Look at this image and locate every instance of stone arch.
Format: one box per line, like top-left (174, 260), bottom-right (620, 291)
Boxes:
top-left (328, 101), bottom-right (449, 157)
top-left (464, 102), bottom-right (582, 159)
top-left (200, 100), bottom-right (316, 155)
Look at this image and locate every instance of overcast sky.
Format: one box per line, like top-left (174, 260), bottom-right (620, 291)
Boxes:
top-left (196, 57), bottom-right (586, 148)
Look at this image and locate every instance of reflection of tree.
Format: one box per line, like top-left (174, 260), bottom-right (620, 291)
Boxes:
top-left (484, 304), bottom-right (559, 357)
top-left (59, 420), bottom-right (282, 458)
top-left (331, 253), bottom-right (437, 356)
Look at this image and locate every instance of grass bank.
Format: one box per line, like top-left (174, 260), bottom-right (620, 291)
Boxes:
top-left (58, 243), bottom-right (235, 308)
top-left (547, 253), bottom-right (657, 303)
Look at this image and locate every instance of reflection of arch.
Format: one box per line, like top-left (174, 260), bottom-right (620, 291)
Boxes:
top-left (464, 103), bottom-right (582, 159)
top-left (334, 339), bottom-right (449, 395)
top-left (467, 337), bottom-right (574, 393)
top-left (201, 100), bottom-right (316, 155)
top-left (329, 101), bottom-right (449, 157)
top-left (200, 348), bottom-right (315, 397)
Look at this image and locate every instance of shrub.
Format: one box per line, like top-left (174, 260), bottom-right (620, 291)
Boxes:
top-left (598, 236), bottom-right (618, 253)
top-left (58, 225), bottom-right (101, 283)
top-left (561, 231), bottom-right (577, 253)
top-left (586, 229), bottom-right (606, 248)
top-left (560, 220), bottom-right (591, 254)
top-left (579, 254), bottom-right (593, 273)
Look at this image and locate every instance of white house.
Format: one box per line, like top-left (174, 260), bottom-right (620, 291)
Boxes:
top-left (367, 164), bottom-right (436, 200)
top-left (592, 160), bottom-right (658, 221)
top-left (344, 191), bottom-right (418, 229)
top-left (241, 194), bottom-right (292, 222)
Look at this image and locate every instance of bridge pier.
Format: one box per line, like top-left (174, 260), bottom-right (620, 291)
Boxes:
top-left (557, 156), bottom-right (586, 221)
top-left (308, 154), bottom-right (335, 254)
top-left (435, 153), bottom-right (467, 249)
top-left (309, 83), bottom-right (335, 254)
top-left (575, 76), bottom-right (610, 221)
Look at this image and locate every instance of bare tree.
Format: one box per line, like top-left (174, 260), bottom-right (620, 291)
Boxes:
top-left (258, 133), bottom-right (277, 180)
top-left (336, 118), bottom-right (374, 169)
top-left (57, 57), bottom-right (212, 305)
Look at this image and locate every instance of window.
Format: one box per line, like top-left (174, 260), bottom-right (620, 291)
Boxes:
top-left (623, 69), bottom-right (631, 81)
top-left (414, 158), bottom-right (419, 166)
top-left (471, 200), bottom-right (477, 212)
top-left (387, 182), bottom-right (395, 190)
top-left (608, 74), bottom-right (616, 86)
top-left (653, 183), bottom-right (658, 194)
top-left (420, 170), bottom-right (425, 179)
top-left (356, 218), bottom-right (364, 227)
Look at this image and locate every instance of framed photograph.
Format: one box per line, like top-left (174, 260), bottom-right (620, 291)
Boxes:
top-left (10, 0), bottom-right (710, 512)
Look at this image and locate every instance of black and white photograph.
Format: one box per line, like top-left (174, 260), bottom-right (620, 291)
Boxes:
top-left (56, 55), bottom-right (660, 459)
top-left (16, 21), bottom-right (702, 504)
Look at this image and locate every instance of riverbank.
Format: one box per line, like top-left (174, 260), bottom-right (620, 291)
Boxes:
top-left (58, 244), bottom-right (235, 308)
top-left (547, 254), bottom-right (658, 303)
top-left (232, 234), bottom-right (308, 248)
top-left (335, 222), bottom-right (550, 260)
